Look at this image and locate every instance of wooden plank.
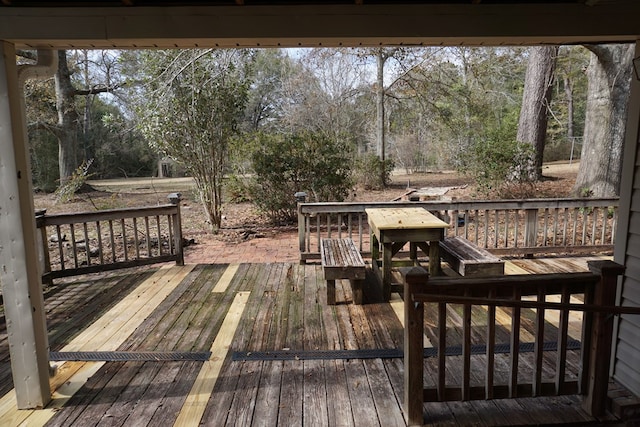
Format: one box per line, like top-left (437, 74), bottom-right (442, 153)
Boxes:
top-left (213, 263), bottom-right (239, 293)
top-left (302, 264), bottom-right (329, 426)
top-left (277, 264), bottom-right (305, 426)
top-left (173, 290), bottom-right (250, 427)
top-left (200, 265), bottom-right (263, 425)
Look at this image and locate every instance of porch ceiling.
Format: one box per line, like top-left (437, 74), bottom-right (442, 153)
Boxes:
top-left (0, 0), bottom-right (639, 49)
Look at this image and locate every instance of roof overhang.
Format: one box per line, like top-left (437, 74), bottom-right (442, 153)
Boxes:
top-left (1, 3), bottom-right (639, 49)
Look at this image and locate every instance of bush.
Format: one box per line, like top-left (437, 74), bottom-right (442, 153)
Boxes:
top-left (247, 131), bottom-right (353, 224)
top-left (353, 153), bottom-right (394, 190)
top-left (469, 139), bottom-right (538, 199)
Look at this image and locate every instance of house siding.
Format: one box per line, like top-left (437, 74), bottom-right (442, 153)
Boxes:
top-left (613, 44), bottom-right (640, 396)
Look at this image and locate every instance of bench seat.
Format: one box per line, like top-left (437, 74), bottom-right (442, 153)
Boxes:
top-left (321, 238), bottom-right (366, 304)
top-left (440, 236), bottom-right (504, 277)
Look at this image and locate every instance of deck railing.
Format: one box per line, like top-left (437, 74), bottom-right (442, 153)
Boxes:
top-left (36, 194), bottom-right (184, 282)
top-left (297, 198), bottom-right (619, 262)
top-left (401, 261), bottom-right (635, 426)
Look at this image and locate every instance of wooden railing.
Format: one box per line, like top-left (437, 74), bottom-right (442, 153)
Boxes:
top-left (36, 194), bottom-right (184, 282)
top-left (401, 261), bottom-right (635, 426)
top-left (297, 198), bottom-right (619, 262)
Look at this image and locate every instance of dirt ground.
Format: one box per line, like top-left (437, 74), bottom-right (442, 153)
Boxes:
top-left (33, 161), bottom-right (580, 247)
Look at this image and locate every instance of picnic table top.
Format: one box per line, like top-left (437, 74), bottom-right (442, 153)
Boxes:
top-left (365, 206), bottom-right (449, 230)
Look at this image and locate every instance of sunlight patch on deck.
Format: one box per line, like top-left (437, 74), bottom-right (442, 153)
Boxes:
top-left (174, 290), bottom-right (250, 427)
top-left (389, 293), bottom-right (433, 348)
top-left (213, 263), bottom-right (239, 293)
top-left (0, 264), bottom-right (195, 427)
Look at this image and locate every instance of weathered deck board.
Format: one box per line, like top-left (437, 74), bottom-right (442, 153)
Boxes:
top-left (0, 256), bottom-right (620, 427)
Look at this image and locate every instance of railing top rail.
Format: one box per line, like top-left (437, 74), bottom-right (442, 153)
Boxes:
top-left (298, 197), bottom-right (619, 214)
top-left (40, 204), bottom-right (179, 226)
top-left (414, 272), bottom-right (599, 298)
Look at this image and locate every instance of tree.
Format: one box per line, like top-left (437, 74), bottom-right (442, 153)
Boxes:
top-left (136, 49), bottom-right (252, 230)
top-left (572, 44), bottom-right (634, 197)
top-left (516, 46), bottom-right (558, 180)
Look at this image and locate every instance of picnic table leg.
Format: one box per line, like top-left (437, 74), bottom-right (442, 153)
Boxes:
top-left (428, 240), bottom-right (441, 276)
top-left (327, 279), bottom-right (336, 305)
top-left (383, 242), bottom-right (392, 301)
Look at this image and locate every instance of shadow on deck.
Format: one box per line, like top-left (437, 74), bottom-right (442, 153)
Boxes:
top-left (0, 256), bottom-right (631, 426)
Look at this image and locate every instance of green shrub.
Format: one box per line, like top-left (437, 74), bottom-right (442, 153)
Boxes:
top-left (353, 153), bottom-right (394, 190)
top-left (247, 131), bottom-right (353, 224)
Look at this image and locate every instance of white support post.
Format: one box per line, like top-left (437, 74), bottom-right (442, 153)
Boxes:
top-left (0, 41), bottom-right (51, 408)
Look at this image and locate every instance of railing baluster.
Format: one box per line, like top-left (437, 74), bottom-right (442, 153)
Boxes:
top-left (533, 287), bottom-right (545, 396)
top-left (483, 210), bottom-right (489, 248)
top-left (562, 207), bottom-right (568, 246)
top-left (494, 209), bottom-right (499, 248)
top-left (133, 217), bottom-right (140, 259)
top-left (454, 209), bottom-right (459, 235)
top-left (83, 222), bottom-right (90, 266)
top-left (601, 208), bottom-right (607, 245)
top-left (612, 208), bottom-right (618, 244)
top-left (486, 288), bottom-right (496, 399)
top-left (582, 209), bottom-right (588, 245)
top-left (167, 214), bottom-right (174, 254)
top-left (474, 209), bottom-right (479, 245)
top-left (572, 208), bottom-right (578, 245)
top-left (513, 209), bottom-right (520, 248)
top-left (462, 300), bottom-right (471, 401)
top-left (327, 214), bottom-right (332, 238)
top-left (555, 285), bottom-right (570, 394)
top-left (156, 215), bottom-right (162, 256)
top-left (70, 223), bottom-right (79, 268)
top-left (358, 214), bottom-right (363, 252)
top-left (464, 209), bottom-right (469, 240)
top-left (509, 287), bottom-right (521, 398)
top-left (591, 207), bottom-right (598, 245)
top-left (437, 302), bottom-right (447, 401)
top-left (121, 218), bottom-right (128, 262)
top-left (144, 216), bottom-right (151, 257)
top-left (96, 221), bottom-right (104, 265)
top-left (504, 209), bottom-right (509, 248)
top-left (553, 208), bottom-right (559, 246)
top-left (56, 224), bottom-right (65, 270)
top-left (316, 215), bottom-right (321, 253)
top-left (109, 220), bottom-right (116, 262)
top-left (543, 208), bottom-right (549, 247)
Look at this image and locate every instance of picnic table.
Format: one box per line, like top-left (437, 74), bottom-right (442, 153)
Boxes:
top-left (366, 207), bottom-right (449, 301)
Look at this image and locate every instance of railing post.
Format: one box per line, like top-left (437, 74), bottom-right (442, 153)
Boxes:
top-left (35, 209), bottom-right (52, 285)
top-left (295, 192), bottom-right (307, 264)
top-left (583, 260), bottom-right (625, 416)
top-left (401, 266), bottom-right (429, 426)
top-left (524, 208), bottom-right (538, 258)
top-left (168, 193), bottom-right (184, 266)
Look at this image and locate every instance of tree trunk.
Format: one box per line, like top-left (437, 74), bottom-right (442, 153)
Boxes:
top-left (376, 49), bottom-right (386, 184)
top-left (516, 46), bottom-right (558, 181)
top-left (572, 44), bottom-right (633, 197)
top-left (55, 50), bottom-right (80, 184)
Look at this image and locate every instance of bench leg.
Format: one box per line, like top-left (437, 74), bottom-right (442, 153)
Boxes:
top-left (327, 279), bottom-right (336, 305)
top-left (351, 279), bottom-right (364, 305)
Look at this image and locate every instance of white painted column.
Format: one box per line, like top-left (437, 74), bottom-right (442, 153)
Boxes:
top-left (0, 41), bottom-right (51, 408)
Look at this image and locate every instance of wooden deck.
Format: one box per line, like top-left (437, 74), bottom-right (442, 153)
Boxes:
top-left (0, 256), bottom-right (624, 426)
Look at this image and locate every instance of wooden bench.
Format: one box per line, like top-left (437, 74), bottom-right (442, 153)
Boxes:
top-left (320, 238), bottom-right (366, 305)
top-left (439, 236), bottom-right (504, 277)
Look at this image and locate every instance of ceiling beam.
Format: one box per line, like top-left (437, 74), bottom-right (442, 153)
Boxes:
top-left (0, 3), bottom-right (638, 49)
